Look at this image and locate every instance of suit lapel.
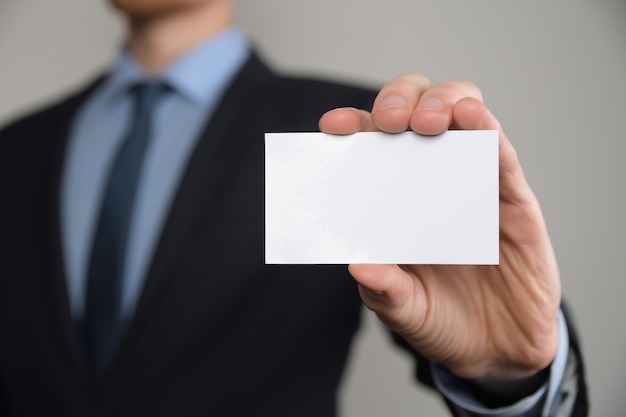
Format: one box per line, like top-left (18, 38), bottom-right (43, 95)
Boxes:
top-left (113, 54), bottom-right (276, 364)
top-left (41, 80), bottom-right (105, 381)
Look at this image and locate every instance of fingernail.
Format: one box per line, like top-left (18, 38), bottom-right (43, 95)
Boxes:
top-left (417, 98), bottom-right (444, 111)
top-left (378, 95), bottom-right (408, 110)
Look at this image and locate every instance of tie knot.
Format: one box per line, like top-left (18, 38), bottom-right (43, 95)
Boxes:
top-left (132, 81), bottom-right (168, 119)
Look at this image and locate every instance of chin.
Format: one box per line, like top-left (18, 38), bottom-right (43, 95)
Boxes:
top-left (109, 0), bottom-right (209, 19)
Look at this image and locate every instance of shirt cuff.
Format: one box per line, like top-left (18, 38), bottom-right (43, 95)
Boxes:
top-left (431, 309), bottom-right (569, 417)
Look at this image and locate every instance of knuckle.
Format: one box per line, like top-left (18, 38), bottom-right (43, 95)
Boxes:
top-left (383, 72), bottom-right (432, 95)
top-left (438, 80), bottom-right (483, 102)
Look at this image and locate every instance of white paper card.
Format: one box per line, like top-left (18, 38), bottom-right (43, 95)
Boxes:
top-left (265, 131), bottom-right (499, 265)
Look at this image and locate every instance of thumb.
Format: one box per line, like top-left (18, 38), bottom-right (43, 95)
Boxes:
top-left (348, 264), bottom-right (426, 334)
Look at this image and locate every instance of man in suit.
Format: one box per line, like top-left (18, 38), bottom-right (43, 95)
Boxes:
top-left (0, 0), bottom-right (587, 416)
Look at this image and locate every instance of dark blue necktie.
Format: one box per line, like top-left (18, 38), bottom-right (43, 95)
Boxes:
top-left (85, 82), bottom-right (165, 379)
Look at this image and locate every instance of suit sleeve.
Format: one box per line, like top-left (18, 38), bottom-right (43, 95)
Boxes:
top-left (390, 301), bottom-right (589, 417)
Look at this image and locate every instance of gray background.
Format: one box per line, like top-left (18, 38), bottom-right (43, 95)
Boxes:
top-left (1, 0), bottom-right (625, 415)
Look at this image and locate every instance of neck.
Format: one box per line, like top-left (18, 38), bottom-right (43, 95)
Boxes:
top-left (125, 1), bottom-right (233, 76)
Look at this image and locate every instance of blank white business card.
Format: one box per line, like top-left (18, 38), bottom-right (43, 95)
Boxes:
top-left (265, 131), bottom-right (499, 265)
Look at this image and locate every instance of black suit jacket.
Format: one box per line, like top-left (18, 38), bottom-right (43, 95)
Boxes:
top-left (0, 54), bottom-right (588, 416)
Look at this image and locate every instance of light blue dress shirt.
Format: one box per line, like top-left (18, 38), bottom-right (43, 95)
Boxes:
top-left (432, 310), bottom-right (570, 417)
top-left (61, 27), bottom-right (249, 321)
top-left (59, 26), bottom-right (569, 417)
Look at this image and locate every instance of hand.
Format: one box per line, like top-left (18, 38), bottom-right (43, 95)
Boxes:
top-left (318, 73), bottom-right (561, 380)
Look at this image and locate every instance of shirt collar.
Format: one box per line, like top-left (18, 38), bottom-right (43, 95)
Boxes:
top-left (102, 27), bottom-right (250, 107)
